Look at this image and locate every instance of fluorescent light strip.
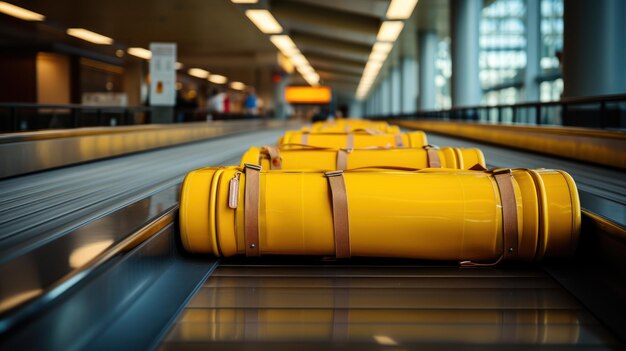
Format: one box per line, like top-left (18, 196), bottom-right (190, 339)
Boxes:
top-left (127, 47), bottom-right (151, 59)
top-left (386, 0), bottom-right (419, 20)
top-left (208, 74), bottom-right (228, 84)
top-left (231, 0), bottom-right (258, 3)
top-left (246, 13), bottom-right (320, 86)
top-left (188, 68), bottom-right (210, 79)
top-left (289, 53), bottom-right (310, 67)
top-left (355, 41), bottom-right (397, 99)
top-left (377, 21), bottom-right (404, 42)
top-left (0, 2), bottom-right (44, 21)
top-left (297, 65), bottom-right (315, 75)
top-left (270, 35), bottom-right (299, 56)
top-left (66, 28), bottom-right (113, 45)
top-left (269, 35), bottom-right (320, 87)
top-left (245, 9), bottom-right (283, 34)
top-left (369, 50), bottom-right (389, 62)
top-left (372, 42), bottom-right (393, 54)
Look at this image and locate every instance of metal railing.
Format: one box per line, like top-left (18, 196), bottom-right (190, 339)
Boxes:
top-left (374, 94), bottom-right (626, 130)
top-left (0, 103), bottom-right (266, 133)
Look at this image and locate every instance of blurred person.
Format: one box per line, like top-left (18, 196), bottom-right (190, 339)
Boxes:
top-left (207, 88), bottom-right (225, 120)
top-left (244, 88), bottom-right (258, 115)
top-left (176, 90), bottom-right (198, 122)
top-left (223, 91), bottom-right (231, 113)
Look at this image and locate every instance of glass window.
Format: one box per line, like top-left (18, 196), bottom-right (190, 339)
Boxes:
top-left (435, 37), bottom-right (452, 109)
top-left (539, 0), bottom-right (563, 101)
top-left (480, 0), bottom-right (526, 106)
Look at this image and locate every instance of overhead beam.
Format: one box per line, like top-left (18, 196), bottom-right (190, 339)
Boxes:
top-left (305, 52), bottom-right (366, 67)
top-left (271, 0), bottom-right (380, 42)
top-left (291, 31), bottom-right (371, 62)
top-left (317, 69), bottom-right (362, 80)
top-left (309, 63), bottom-right (363, 76)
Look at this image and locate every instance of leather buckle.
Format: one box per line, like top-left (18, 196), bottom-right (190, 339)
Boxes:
top-left (325, 170), bottom-right (344, 177)
top-left (493, 168), bottom-right (513, 175)
top-left (244, 163), bottom-right (262, 171)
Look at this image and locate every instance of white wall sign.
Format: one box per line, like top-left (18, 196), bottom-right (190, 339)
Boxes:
top-left (149, 42), bottom-right (177, 106)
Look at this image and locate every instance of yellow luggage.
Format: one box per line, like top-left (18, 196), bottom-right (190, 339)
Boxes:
top-left (241, 145), bottom-right (485, 170)
top-left (279, 130), bottom-right (428, 149)
top-left (180, 165), bottom-right (580, 263)
top-left (303, 120), bottom-right (400, 133)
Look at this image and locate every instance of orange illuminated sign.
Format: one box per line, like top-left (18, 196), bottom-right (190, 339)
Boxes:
top-left (285, 86), bottom-right (332, 104)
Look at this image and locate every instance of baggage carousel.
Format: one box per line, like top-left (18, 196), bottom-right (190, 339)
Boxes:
top-left (0, 121), bottom-right (624, 350)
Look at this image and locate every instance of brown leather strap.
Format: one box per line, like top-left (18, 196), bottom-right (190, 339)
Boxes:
top-left (264, 146), bottom-right (282, 170)
top-left (351, 128), bottom-right (383, 135)
top-left (301, 132), bottom-right (309, 145)
top-left (423, 145), bottom-right (442, 168)
top-left (395, 133), bottom-right (405, 147)
top-left (325, 171), bottom-right (351, 258)
top-left (336, 149), bottom-right (350, 170)
top-left (244, 164), bottom-right (261, 257)
top-left (346, 133), bottom-right (354, 149)
top-left (278, 143), bottom-right (334, 151)
top-left (493, 169), bottom-right (519, 261)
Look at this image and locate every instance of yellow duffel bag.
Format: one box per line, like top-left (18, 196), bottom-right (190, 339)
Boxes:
top-left (303, 120), bottom-right (400, 133)
top-left (278, 130), bottom-right (427, 148)
top-left (180, 165), bottom-right (580, 263)
top-left (241, 145), bottom-right (485, 170)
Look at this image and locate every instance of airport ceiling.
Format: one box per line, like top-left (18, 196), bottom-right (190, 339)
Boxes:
top-left (1, 0), bottom-right (449, 97)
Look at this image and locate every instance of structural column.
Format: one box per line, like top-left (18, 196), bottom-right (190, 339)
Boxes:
top-left (450, 0), bottom-right (482, 107)
top-left (381, 76), bottom-right (391, 115)
top-left (391, 65), bottom-right (401, 115)
top-left (418, 31), bottom-right (437, 110)
top-left (562, 0), bottom-right (626, 97)
top-left (374, 85), bottom-right (381, 115)
top-left (524, 0), bottom-right (540, 103)
top-left (399, 14), bottom-right (418, 114)
top-left (401, 58), bottom-right (417, 113)
top-left (349, 100), bottom-right (363, 118)
top-left (273, 74), bottom-right (290, 119)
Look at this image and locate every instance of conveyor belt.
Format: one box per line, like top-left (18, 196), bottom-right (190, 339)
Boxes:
top-left (159, 262), bottom-right (620, 350)
top-left (155, 131), bottom-right (626, 350)
top-left (0, 128), bottom-right (289, 260)
top-left (2, 126), bottom-right (625, 350)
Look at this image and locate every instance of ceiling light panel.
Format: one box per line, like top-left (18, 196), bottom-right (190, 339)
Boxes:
top-left (289, 53), bottom-right (309, 67)
top-left (377, 21), bottom-right (404, 42)
top-left (245, 9), bottom-right (283, 34)
top-left (372, 42), bottom-right (394, 54)
top-left (127, 47), bottom-right (152, 60)
top-left (188, 68), bottom-right (210, 79)
top-left (208, 74), bottom-right (228, 84)
top-left (231, 0), bottom-right (258, 3)
top-left (386, 0), bottom-right (419, 20)
top-left (369, 50), bottom-right (389, 63)
top-left (270, 35), bottom-right (299, 56)
top-left (66, 28), bottom-right (113, 45)
top-left (239, 9), bottom-right (320, 86)
top-left (230, 81), bottom-right (246, 90)
top-left (0, 2), bottom-right (44, 21)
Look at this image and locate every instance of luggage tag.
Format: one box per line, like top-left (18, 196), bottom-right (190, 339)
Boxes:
top-left (228, 172), bottom-right (241, 209)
